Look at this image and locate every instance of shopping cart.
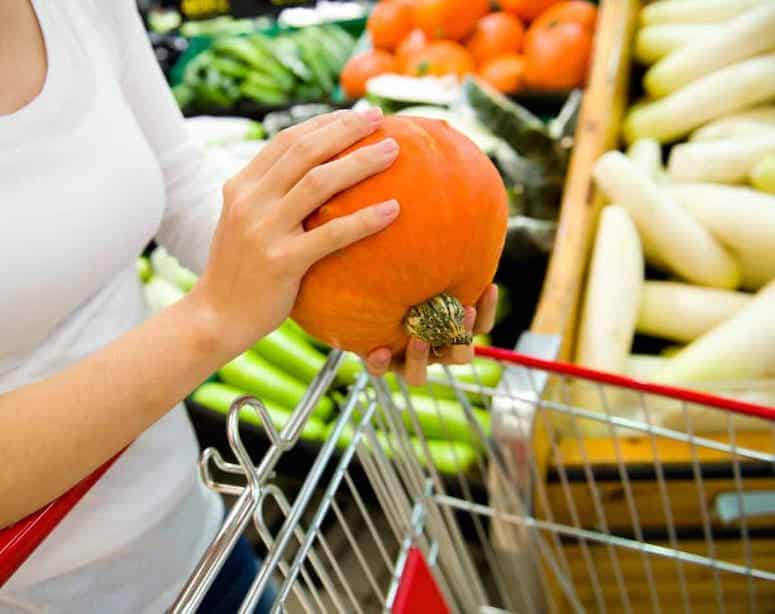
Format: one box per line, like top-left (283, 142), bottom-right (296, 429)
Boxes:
top-left (2, 339), bottom-right (775, 613)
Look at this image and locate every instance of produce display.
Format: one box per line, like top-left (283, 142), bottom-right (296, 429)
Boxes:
top-left (341, 0), bottom-right (597, 96)
top-left (575, 0), bottom-right (775, 430)
top-left (140, 247), bottom-right (501, 476)
top-left (172, 24), bottom-right (357, 112)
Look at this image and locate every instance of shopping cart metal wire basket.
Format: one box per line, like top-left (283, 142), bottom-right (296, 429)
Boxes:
top-left (3, 340), bottom-right (775, 613)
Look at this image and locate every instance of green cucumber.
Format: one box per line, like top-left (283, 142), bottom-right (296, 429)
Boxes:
top-left (388, 393), bottom-right (491, 447)
top-left (326, 423), bottom-right (478, 475)
top-left (252, 321), bottom-right (328, 384)
top-left (245, 36), bottom-right (297, 92)
top-left (293, 33), bottom-right (334, 93)
top-left (136, 257), bottom-right (152, 283)
top-left (191, 382), bottom-right (326, 442)
top-left (239, 82), bottom-right (288, 106)
top-left (266, 37), bottom-right (312, 82)
top-left (218, 351), bottom-right (334, 420)
top-left (210, 56), bottom-right (250, 80)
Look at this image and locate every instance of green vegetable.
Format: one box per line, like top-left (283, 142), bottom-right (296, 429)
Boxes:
top-left (623, 53), bottom-right (775, 144)
top-left (654, 280), bottom-right (775, 385)
top-left (634, 24), bottom-right (721, 65)
top-left (327, 423), bottom-right (479, 475)
top-left (136, 257), bottom-right (152, 283)
top-left (386, 393), bottom-right (491, 448)
top-left (252, 321), bottom-right (328, 384)
top-left (191, 382), bottom-right (327, 442)
top-left (150, 247), bottom-right (198, 292)
top-left (667, 132), bottom-right (775, 184)
top-left (267, 37), bottom-right (312, 82)
top-left (640, 0), bottom-right (767, 25)
top-left (751, 154), bottom-right (775, 194)
top-left (245, 36), bottom-right (297, 92)
top-left (462, 77), bottom-right (562, 166)
top-left (637, 281), bottom-right (752, 344)
top-left (172, 84), bottom-right (195, 109)
top-left (240, 82), bottom-right (288, 106)
top-left (219, 351), bottom-right (334, 421)
top-left (292, 33), bottom-right (334, 93)
top-left (643, 5), bottom-right (775, 98)
top-left (209, 56), bottom-right (251, 80)
top-left (593, 151), bottom-right (739, 288)
top-left (143, 277), bottom-right (184, 314)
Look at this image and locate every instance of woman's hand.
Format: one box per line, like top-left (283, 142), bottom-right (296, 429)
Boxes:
top-left (189, 108), bottom-right (400, 358)
top-left (364, 284), bottom-right (499, 386)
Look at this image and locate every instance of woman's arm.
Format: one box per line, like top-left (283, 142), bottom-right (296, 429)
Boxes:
top-left (0, 108), bottom-right (400, 529)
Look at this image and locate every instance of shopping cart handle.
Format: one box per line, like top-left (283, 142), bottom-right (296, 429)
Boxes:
top-left (0, 454), bottom-right (121, 587)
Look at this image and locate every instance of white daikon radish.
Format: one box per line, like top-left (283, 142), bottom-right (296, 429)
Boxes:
top-left (690, 105), bottom-right (775, 141)
top-left (626, 354), bottom-right (668, 379)
top-left (634, 24), bottom-right (721, 65)
top-left (575, 206), bottom-right (643, 435)
top-left (576, 206), bottom-right (643, 371)
top-left (640, 0), bottom-right (766, 25)
top-left (594, 151), bottom-right (740, 288)
top-left (669, 182), bottom-right (775, 289)
top-left (623, 53), bottom-right (775, 144)
top-left (626, 138), bottom-right (664, 180)
top-left (653, 280), bottom-right (775, 384)
top-left (667, 132), bottom-right (775, 183)
top-left (644, 4), bottom-right (775, 98)
top-left (637, 281), bottom-right (752, 343)
top-left (751, 154), bottom-right (775, 193)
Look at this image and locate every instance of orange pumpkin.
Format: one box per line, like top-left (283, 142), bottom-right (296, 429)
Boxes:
top-left (292, 116), bottom-right (508, 356)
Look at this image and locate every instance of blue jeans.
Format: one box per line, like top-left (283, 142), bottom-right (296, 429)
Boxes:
top-left (197, 537), bottom-right (276, 613)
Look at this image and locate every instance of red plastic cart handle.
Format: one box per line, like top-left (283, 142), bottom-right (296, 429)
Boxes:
top-left (0, 454), bottom-right (121, 587)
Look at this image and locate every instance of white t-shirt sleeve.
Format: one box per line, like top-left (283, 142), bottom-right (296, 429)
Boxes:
top-left (109, 0), bottom-right (223, 274)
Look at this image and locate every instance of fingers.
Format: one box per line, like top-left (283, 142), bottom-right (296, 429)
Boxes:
top-left (402, 338), bottom-right (430, 386)
top-left (283, 137), bottom-right (399, 226)
top-left (230, 111), bottom-right (349, 184)
top-left (365, 347), bottom-right (392, 378)
top-left (266, 108), bottom-right (384, 196)
top-left (474, 284), bottom-right (498, 335)
top-left (295, 199), bottom-right (399, 266)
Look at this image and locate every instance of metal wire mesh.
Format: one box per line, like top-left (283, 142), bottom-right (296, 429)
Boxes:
top-left (171, 347), bottom-right (775, 614)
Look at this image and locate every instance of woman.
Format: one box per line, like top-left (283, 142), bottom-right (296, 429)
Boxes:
top-left (0, 1), bottom-right (497, 612)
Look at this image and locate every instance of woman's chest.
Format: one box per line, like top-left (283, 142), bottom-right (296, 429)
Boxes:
top-left (0, 76), bottom-right (165, 356)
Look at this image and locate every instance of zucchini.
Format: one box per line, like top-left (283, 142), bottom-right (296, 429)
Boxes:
top-left (252, 321), bottom-right (328, 384)
top-left (327, 423), bottom-right (478, 475)
top-left (387, 393), bottom-right (491, 447)
top-left (218, 351), bottom-right (334, 420)
top-left (191, 382), bottom-right (326, 442)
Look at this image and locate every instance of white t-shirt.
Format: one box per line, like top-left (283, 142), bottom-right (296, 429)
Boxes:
top-left (0, 1), bottom-right (227, 611)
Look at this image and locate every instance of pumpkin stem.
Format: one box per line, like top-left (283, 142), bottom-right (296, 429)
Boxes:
top-left (404, 293), bottom-right (472, 350)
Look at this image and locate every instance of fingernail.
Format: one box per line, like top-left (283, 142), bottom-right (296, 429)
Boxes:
top-left (361, 107), bottom-right (383, 126)
top-left (375, 199), bottom-right (399, 219)
top-left (377, 138), bottom-right (398, 155)
top-left (411, 338), bottom-right (429, 354)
